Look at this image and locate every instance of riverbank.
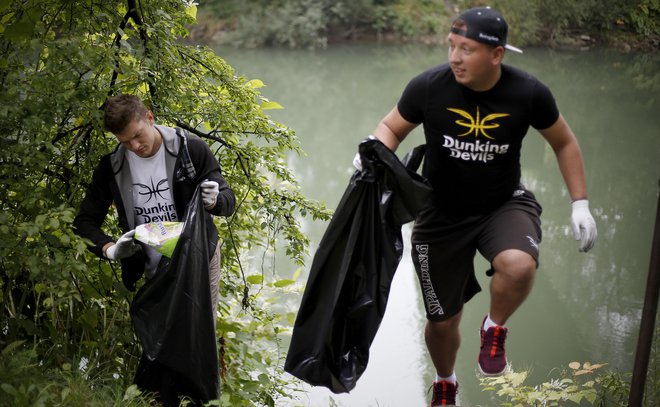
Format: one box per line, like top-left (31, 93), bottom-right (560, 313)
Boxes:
top-left (189, 9), bottom-right (659, 53)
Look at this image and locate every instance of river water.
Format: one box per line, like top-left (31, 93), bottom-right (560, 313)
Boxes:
top-left (215, 43), bottom-right (660, 406)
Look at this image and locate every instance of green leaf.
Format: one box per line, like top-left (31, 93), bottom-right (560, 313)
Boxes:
top-left (123, 385), bottom-right (143, 401)
top-left (34, 283), bottom-right (46, 294)
top-left (585, 390), bottom-right (598, 404)
top-left (1, 383), bottom-right (17, 396)
top-left (185, 4), bottom-right (197, 20)
top-left (246, 274), bottom-right (263, 284)
top-left (59, 233), bottom-right (71, 245)
top-left (260, 101), bottom-right (284, 110)
top-left (257, 373), bottom-right (269, 384)
top-left (273, 279), bottom-right (294, 287)
top-left (216, 321), bottom-right (241, 333)
top-left (247, 79), bottom-right (265, 88)
top-left (2, 340), bottom-right (26, 355)
top-left (0, 12), bottom-right (14, 34)
top-left (292, 267), bottom-right (302, 281)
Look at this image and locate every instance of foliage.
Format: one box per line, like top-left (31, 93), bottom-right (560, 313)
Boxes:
top-left (200, 0), bottom-right (659, 49)
top-left (214, 267), bottom-right (307, 406)
top-left (626, 0), bottom-right (660, 37)
top-left (372, 0), bottom-right (447, 40)
top-left (225, 0), bottom-right (330, 49)
top-left (0, 341), bottom-right (157, 406)
top-left (479, 362), bottom-right (627, 406)
top-left (202, 0), bottom-right (448, 48)
top-left (0, 0), bottom-right (331, 405)
top-left (455, 0), bottom-right (659, 47)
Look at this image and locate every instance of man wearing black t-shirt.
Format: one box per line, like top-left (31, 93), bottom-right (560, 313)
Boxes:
top-left (354, 7), bottom-right (597, 406)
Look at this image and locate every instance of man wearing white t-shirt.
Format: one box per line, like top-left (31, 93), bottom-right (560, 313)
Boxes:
top-left (74, 94), bottom-right (235, 405)
top-left (74, 94), bottom-right (235, 298)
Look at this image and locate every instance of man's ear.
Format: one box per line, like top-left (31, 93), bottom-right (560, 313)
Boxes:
top-left (146, 110), bottom-right (155, 124)
top-left (492, 46), bottom-right (505, 65)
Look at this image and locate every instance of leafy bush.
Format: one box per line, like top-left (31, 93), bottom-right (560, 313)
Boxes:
top-left (459, 0), bottom-right (658, 47)
top-left (207, 0), bottom-right (448, 48)
top-left (0, 341), bottom-right (156, 406)
top-left (202, 0), bottom-right (659, 49)
top-left (626, 0), bottom-right (660, 37)
top-left (374, 0), bottom-right (447, 39)
top-left (480, 362), bottom-right (628, 406)
top-left (227, 0), bottom-right (329, 49)
top-left (0, 0), bottom-right (330, 405)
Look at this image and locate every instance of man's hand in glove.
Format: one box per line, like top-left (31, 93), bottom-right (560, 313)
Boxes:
top-left (201, 180), bottom-right (220, 209)
top-left (353, 153), bottom-right (363, 172)
top-left (570, 199), bottom-right (597, 252)
top-left (105, 230), bottom-right (139, 260)
top-left (352, 135), bottom-right (378, 172)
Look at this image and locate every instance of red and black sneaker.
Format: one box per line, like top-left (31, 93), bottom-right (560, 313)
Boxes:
top-left (478, 316), bottom-right (509, 376)
top-left (429, 380), bottom-right (458, 406)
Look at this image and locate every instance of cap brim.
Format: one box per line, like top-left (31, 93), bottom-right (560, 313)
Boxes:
top-left (505, 44), bottom-right (523, 53)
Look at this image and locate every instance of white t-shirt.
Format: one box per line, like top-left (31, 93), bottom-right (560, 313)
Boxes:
top-left (126, 143), bottom-right (178, 277)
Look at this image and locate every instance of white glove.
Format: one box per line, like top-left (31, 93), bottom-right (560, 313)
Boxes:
top-left (201, 180), bottom-right (220, 209)
top-left (570, 199), bottom-right (597, 252)
top-left (353, 152), bottom-right (363, 172)
top-left (105, 230), bottom-right (139, 260)
top-left (353, 135), bottom-right (377, 172)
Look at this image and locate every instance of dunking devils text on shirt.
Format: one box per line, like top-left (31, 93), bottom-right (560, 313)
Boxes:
top-left (443, 135), bottom-right (509, 163)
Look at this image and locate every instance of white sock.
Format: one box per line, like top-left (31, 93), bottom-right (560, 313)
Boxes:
top-left (483, 314), bottom-right (502, 331)
top-left (435, 372), bottom-right (457, 384)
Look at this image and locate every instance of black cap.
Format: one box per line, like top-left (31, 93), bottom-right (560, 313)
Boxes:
top-left (450, 7), bottom-right (523, 53)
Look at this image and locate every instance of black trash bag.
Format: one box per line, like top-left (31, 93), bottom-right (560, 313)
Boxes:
top-left (284, 138), bottom-right (431, 393)
top-left (130, 186), bottom-right (219, 406)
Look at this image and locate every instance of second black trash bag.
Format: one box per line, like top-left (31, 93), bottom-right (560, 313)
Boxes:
top-left (130, 186), bottom-right (219, 406)
top-left (284, 138), bottom-right (432, 393)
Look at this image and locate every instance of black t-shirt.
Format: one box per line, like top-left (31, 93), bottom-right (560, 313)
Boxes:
top-left (398, 63), bottom-right (559, 216)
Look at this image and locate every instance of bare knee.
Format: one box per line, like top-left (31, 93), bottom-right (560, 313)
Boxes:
top-left (426, 311), bottom-right (462, 338)
top-left (492, 249), bottom-right (536, 288)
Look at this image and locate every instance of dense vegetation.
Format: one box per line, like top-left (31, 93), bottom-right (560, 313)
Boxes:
top-left (195, 0), bottom-right (660, 50)
top-left (0, 0), bottom-right (658, 406)
top-left (0, 0), bottom-right (330, 405)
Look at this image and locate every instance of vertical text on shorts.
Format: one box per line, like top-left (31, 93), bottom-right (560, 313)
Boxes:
top-left (416, 244), bottom-right (444, 316)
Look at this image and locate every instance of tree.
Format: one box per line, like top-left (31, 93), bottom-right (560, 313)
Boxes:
top-left (200, 0), bottom-right (447, 48)
top-left (0, 0), bottom-right (330, 404)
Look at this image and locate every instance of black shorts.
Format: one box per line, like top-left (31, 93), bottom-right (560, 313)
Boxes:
top-left (411, 188), bottom-right (542, 321)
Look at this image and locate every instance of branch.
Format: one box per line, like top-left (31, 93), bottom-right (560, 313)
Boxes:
top-left (52, 122), bottom-right (90, 145)
top-left (126, 0), bottom-right (156, 101)
top-left (174, 121), bottom-right (229, 148)
top-left (108, 0), bottom-right (155, 98)
top-left (178, 48), bottom-right (222, 77)
top-left (107, 10), bottom-right (131, 94)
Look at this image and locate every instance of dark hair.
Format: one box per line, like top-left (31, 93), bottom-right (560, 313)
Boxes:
top-left (103, 94), bottom-right (149, 134)
top-left (451, 18), bottom-right (467, 33)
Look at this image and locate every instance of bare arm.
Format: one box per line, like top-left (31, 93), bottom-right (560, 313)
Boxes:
top-left (371, 106), bottom-right (419, 152)
top-left (538, 114), bottom-right (588, 201)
